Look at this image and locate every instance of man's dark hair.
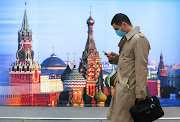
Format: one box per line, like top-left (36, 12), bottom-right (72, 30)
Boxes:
top-left (111, 13), bottom-right (132, 26)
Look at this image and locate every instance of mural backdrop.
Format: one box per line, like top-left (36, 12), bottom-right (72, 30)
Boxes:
top-left (0, 0), bottom-right (180, 107)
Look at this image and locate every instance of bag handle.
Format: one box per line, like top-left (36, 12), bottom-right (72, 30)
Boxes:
top-left (146, 96), bottom-right (156, 108)
top-left (135, 96), bottom-right (156, 108)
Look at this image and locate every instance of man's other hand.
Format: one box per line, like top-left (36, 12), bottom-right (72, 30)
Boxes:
top-left (137, 98), bottom-right (146, 102)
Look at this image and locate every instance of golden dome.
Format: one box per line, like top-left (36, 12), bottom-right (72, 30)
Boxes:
top-left (87, 14), bottom-right (94, 24)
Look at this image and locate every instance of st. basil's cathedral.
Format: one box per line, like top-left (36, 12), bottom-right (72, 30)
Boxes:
top-left (0, 3), bottom-right (116, 107)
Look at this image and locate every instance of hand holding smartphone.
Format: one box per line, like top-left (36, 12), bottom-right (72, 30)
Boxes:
top-left (103, 51), bottom-right (115, 60)
top-left (102, 51), bottom-right (108, 55)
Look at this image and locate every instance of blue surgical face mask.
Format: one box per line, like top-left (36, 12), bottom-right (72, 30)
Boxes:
top-left (115, 29), bottom-right (126, 37)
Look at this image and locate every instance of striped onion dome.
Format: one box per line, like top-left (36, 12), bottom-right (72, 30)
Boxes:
top-left (110, 72), bottom-right (117, 87)
top-left (63, 65), bottom-right (86, 89)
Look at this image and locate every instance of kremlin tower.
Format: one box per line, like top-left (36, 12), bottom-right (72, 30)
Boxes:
top-left (158, 51), bottom-right (167, 87)
top-left (79, 12), bottom-right (103, 97)
top-left (158, 51), bottom-right (166, 76)
top-left (9, 3), bottom-right (41, 106)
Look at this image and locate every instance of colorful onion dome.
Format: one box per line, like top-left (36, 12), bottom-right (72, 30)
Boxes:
top-left (105, 65), bottom-right (116, 87)
top-left (94, 89), bottom-right (107, 102)
top-left (110, 72), bottom-right (117, 87)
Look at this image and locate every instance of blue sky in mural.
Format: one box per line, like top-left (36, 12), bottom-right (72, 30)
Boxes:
top-left (0, 0), bottom-right (179, 65)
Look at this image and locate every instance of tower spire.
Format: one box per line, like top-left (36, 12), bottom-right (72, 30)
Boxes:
top-left (158, 51), bottom-right (166, 76)
top-left (67, 53), bottom-right (70, 65)
top-left (73, 52), bottom-right (76, 68)
top-left (159, 51), bottom-right (165, 69)
top-left (89, 6), bottom-right (92, 16)
top-left (84, 10), bottom-right (98, 57)
top-left (22, 1), bottom-right (29, 31)
top-left (160, 49), bottom-right (163, 56)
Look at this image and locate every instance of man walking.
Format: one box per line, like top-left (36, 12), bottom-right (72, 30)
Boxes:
top-left (105, 13), bottom-right (151, 122)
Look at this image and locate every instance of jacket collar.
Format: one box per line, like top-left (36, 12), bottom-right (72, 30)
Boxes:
top-left (125, 26), bottom-right (140, 41)
top-left (118, 26), bottom-right (140, 53)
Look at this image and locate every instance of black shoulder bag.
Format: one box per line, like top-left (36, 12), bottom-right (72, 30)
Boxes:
top-left (129, 96), bottom-right (164, 122)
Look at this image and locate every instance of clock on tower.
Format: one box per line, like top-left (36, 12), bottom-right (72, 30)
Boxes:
top-left (17, 50), bottom-right (26, 60)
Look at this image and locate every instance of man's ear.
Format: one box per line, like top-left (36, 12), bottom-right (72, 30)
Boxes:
top-left (121, 22), bottom-right (127, 27)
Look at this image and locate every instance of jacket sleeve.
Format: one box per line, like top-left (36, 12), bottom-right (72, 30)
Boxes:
top-left (109, 53), bottom-right (119, 65)
top-left (134, 36), bottom-right (150, 98)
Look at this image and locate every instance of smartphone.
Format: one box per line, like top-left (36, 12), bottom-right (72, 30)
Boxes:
top-left (102, 51), bottom-right (108, 55)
